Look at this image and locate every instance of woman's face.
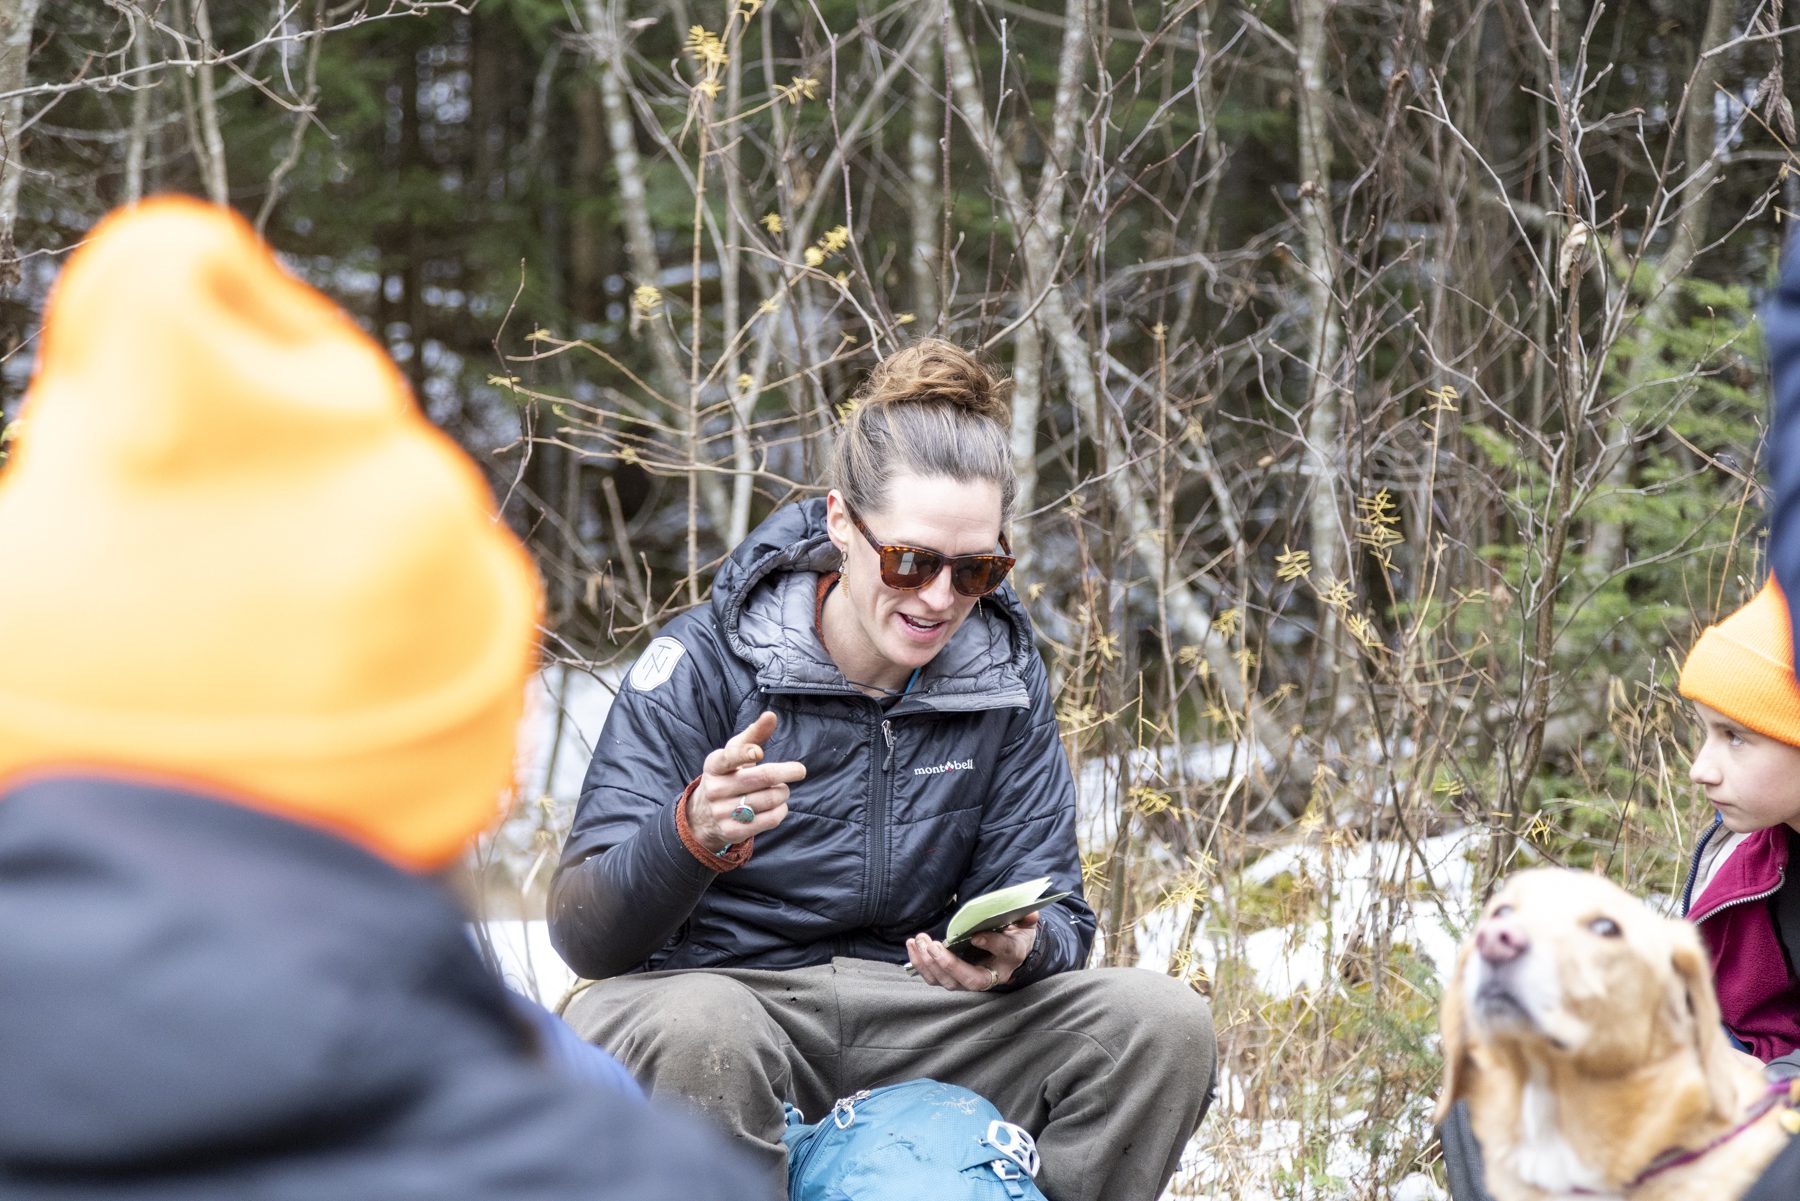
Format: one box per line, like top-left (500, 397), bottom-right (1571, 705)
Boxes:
top-left (823, 473), bottom-right (1006, 691)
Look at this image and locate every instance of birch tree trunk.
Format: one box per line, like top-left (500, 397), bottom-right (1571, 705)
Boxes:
top-left (580, 0), bottom-right (727, 569)
top-left (1006, 0), bottom-right (1088, 553)
top-left (1294, 0), bottom-right (1347, 699)
top-left (122, 4), bottom-right (153, 205)
top-left (171, 0), bottom-right (229, 204)
top-left (0, 0), bottom-right (41, 285)
top-left (581, 1), bottom-right (691, 400)
top-left (905, 11), bottom-right (940, 323)
top-left (1009, 319), bottom-right (1043, 546)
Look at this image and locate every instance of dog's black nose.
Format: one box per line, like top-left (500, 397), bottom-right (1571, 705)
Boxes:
top-left (1476, 917), bottom-right (1529, 964)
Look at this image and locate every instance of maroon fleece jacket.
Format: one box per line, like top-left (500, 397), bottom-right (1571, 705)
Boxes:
top-left (1684, 822), bottom-right (1800, 1061)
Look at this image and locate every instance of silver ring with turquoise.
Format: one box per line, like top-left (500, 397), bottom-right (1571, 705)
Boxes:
top-left (732, 803), bottom-right (756, 823)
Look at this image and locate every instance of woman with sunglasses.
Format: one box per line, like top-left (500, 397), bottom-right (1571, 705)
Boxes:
top-left (548, 340), bottom-right (1215, 1201)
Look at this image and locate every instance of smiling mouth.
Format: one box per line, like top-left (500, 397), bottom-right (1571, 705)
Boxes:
top-left (899, 614), bottom-right (943, 632)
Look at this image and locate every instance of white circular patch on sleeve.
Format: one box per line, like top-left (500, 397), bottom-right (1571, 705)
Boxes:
top-left (628, 637), bottom-right (687, 692)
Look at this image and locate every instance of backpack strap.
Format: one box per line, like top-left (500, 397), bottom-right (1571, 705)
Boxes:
top-left (1774, 830), bottom-right (1800, 984)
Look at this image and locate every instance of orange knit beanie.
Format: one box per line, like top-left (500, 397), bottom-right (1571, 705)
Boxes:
top-left (1679, 579), bottom-right (1800, 746)
top-left (0, 198), bottom-right (542, 870)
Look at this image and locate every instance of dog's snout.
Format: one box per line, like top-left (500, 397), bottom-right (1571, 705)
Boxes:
top-left (1476, 917), bottom-right (1530, 964)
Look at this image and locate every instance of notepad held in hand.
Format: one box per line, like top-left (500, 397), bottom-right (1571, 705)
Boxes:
top-left (943, 876), bottom-right (1071, 957)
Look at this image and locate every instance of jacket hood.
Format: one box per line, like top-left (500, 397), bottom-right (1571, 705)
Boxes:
top-left (708, 499), bottom-right (1034, 711)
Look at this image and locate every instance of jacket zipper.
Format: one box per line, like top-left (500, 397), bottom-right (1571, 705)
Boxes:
top-left (1690, 869), bottom-right (1785, 926)
top-left (865, 718), bottom-right (895, 925)
top-left (1680, 817), bottom-right (1721, 917)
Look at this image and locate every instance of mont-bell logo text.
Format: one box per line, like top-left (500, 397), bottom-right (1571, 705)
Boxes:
top-left (913, 757), bottom-right (975, 778)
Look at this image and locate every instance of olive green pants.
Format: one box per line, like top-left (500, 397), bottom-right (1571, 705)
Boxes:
top-left (563, 958), bottom-right (1215, 1201)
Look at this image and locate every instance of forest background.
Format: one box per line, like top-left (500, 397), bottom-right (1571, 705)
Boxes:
top-left (1, 1), bottom-right (1796, 1196)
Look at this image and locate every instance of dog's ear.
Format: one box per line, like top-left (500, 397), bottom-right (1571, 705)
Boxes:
top-left (1434, 936), bottom-right (1474, 1126)
top-left (1670, 929), bottom-right (1738, 1119)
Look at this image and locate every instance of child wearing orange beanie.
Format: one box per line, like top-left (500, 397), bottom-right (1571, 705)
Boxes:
top-left (0, 198), bottom-right (764, 1200)
top-left (1678, 578), bottom-right (1800, 1061)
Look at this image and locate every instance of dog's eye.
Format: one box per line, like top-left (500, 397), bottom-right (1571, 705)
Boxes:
top-left (1492, 903), bottom-right (1513, 918)
top-left (1588, 917), bottom-right (1621, 938)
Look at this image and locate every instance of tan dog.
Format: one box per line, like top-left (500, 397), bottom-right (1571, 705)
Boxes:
top-left (1436, 868), bottom-right (1794, 1200)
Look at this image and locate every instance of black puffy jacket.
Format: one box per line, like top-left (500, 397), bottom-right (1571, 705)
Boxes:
top-left (0, 776), bottom-right (768, 1201)
top-left (549, 499), bottom-right (1095, 984)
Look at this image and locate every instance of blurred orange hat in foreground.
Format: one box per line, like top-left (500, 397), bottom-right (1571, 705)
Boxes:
top-left (0, 197), bottom-right (542, 870)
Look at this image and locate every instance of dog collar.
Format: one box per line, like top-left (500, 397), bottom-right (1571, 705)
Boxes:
top-left (1572, 1077), bottom-right (1800, 1195)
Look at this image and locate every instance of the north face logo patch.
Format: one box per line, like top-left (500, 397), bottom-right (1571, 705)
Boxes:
top-left (628, 637), bottom-right (686, 691)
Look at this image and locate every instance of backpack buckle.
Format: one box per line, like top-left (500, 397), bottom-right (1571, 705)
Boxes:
top-left (984, 1119), bottom-right (1040, 1177)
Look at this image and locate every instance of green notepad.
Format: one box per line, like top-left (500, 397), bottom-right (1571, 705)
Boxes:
top-left (944, 876), bottom-right (1071, 950)
top-left (901, 877), bottom-right (1073, 973)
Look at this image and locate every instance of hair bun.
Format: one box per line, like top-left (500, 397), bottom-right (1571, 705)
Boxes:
top-left (856, 338), bottom-right (1012, 426)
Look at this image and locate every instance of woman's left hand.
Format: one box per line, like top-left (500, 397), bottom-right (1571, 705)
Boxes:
top-left (906, 912), bottom-right (1039, 992)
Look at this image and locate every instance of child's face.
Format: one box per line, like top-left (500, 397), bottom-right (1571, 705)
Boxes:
top-left (1688, 701), bottom-right (1800, 833)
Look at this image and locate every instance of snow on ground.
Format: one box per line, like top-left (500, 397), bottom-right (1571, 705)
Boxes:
top-left (514, 664), bottom-right (621, 808)
top-left (1170, 1103), bottom-right (1447, 1201)
top-left (481, 918), bottom-right (577, 1007)
top-left (477, 665), bottom-right (624, 901)
top-left (1072, 741), bottom-right (1266, 853)
top-left (469, 666), bottom-right (617, 1003)
top-left (1143, 830), bottom-right (1479, 1198)
top-left (1124, 827), bottom-right (1479, 1009)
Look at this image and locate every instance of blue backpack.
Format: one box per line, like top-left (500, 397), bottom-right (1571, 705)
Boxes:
top-left (783, 1079), bottom-right (1049, 1201)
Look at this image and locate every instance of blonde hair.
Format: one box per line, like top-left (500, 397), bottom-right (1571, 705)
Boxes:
top-left (828, 339), bottom-right (1016, 523)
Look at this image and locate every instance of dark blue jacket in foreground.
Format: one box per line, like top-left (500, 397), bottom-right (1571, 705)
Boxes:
top-left (0, 776), bottom-right (767, 1201)
top-left (549, 498), bottom-right (1095, 984)
top-left (1769, 237), bottom-right (1800, 660)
